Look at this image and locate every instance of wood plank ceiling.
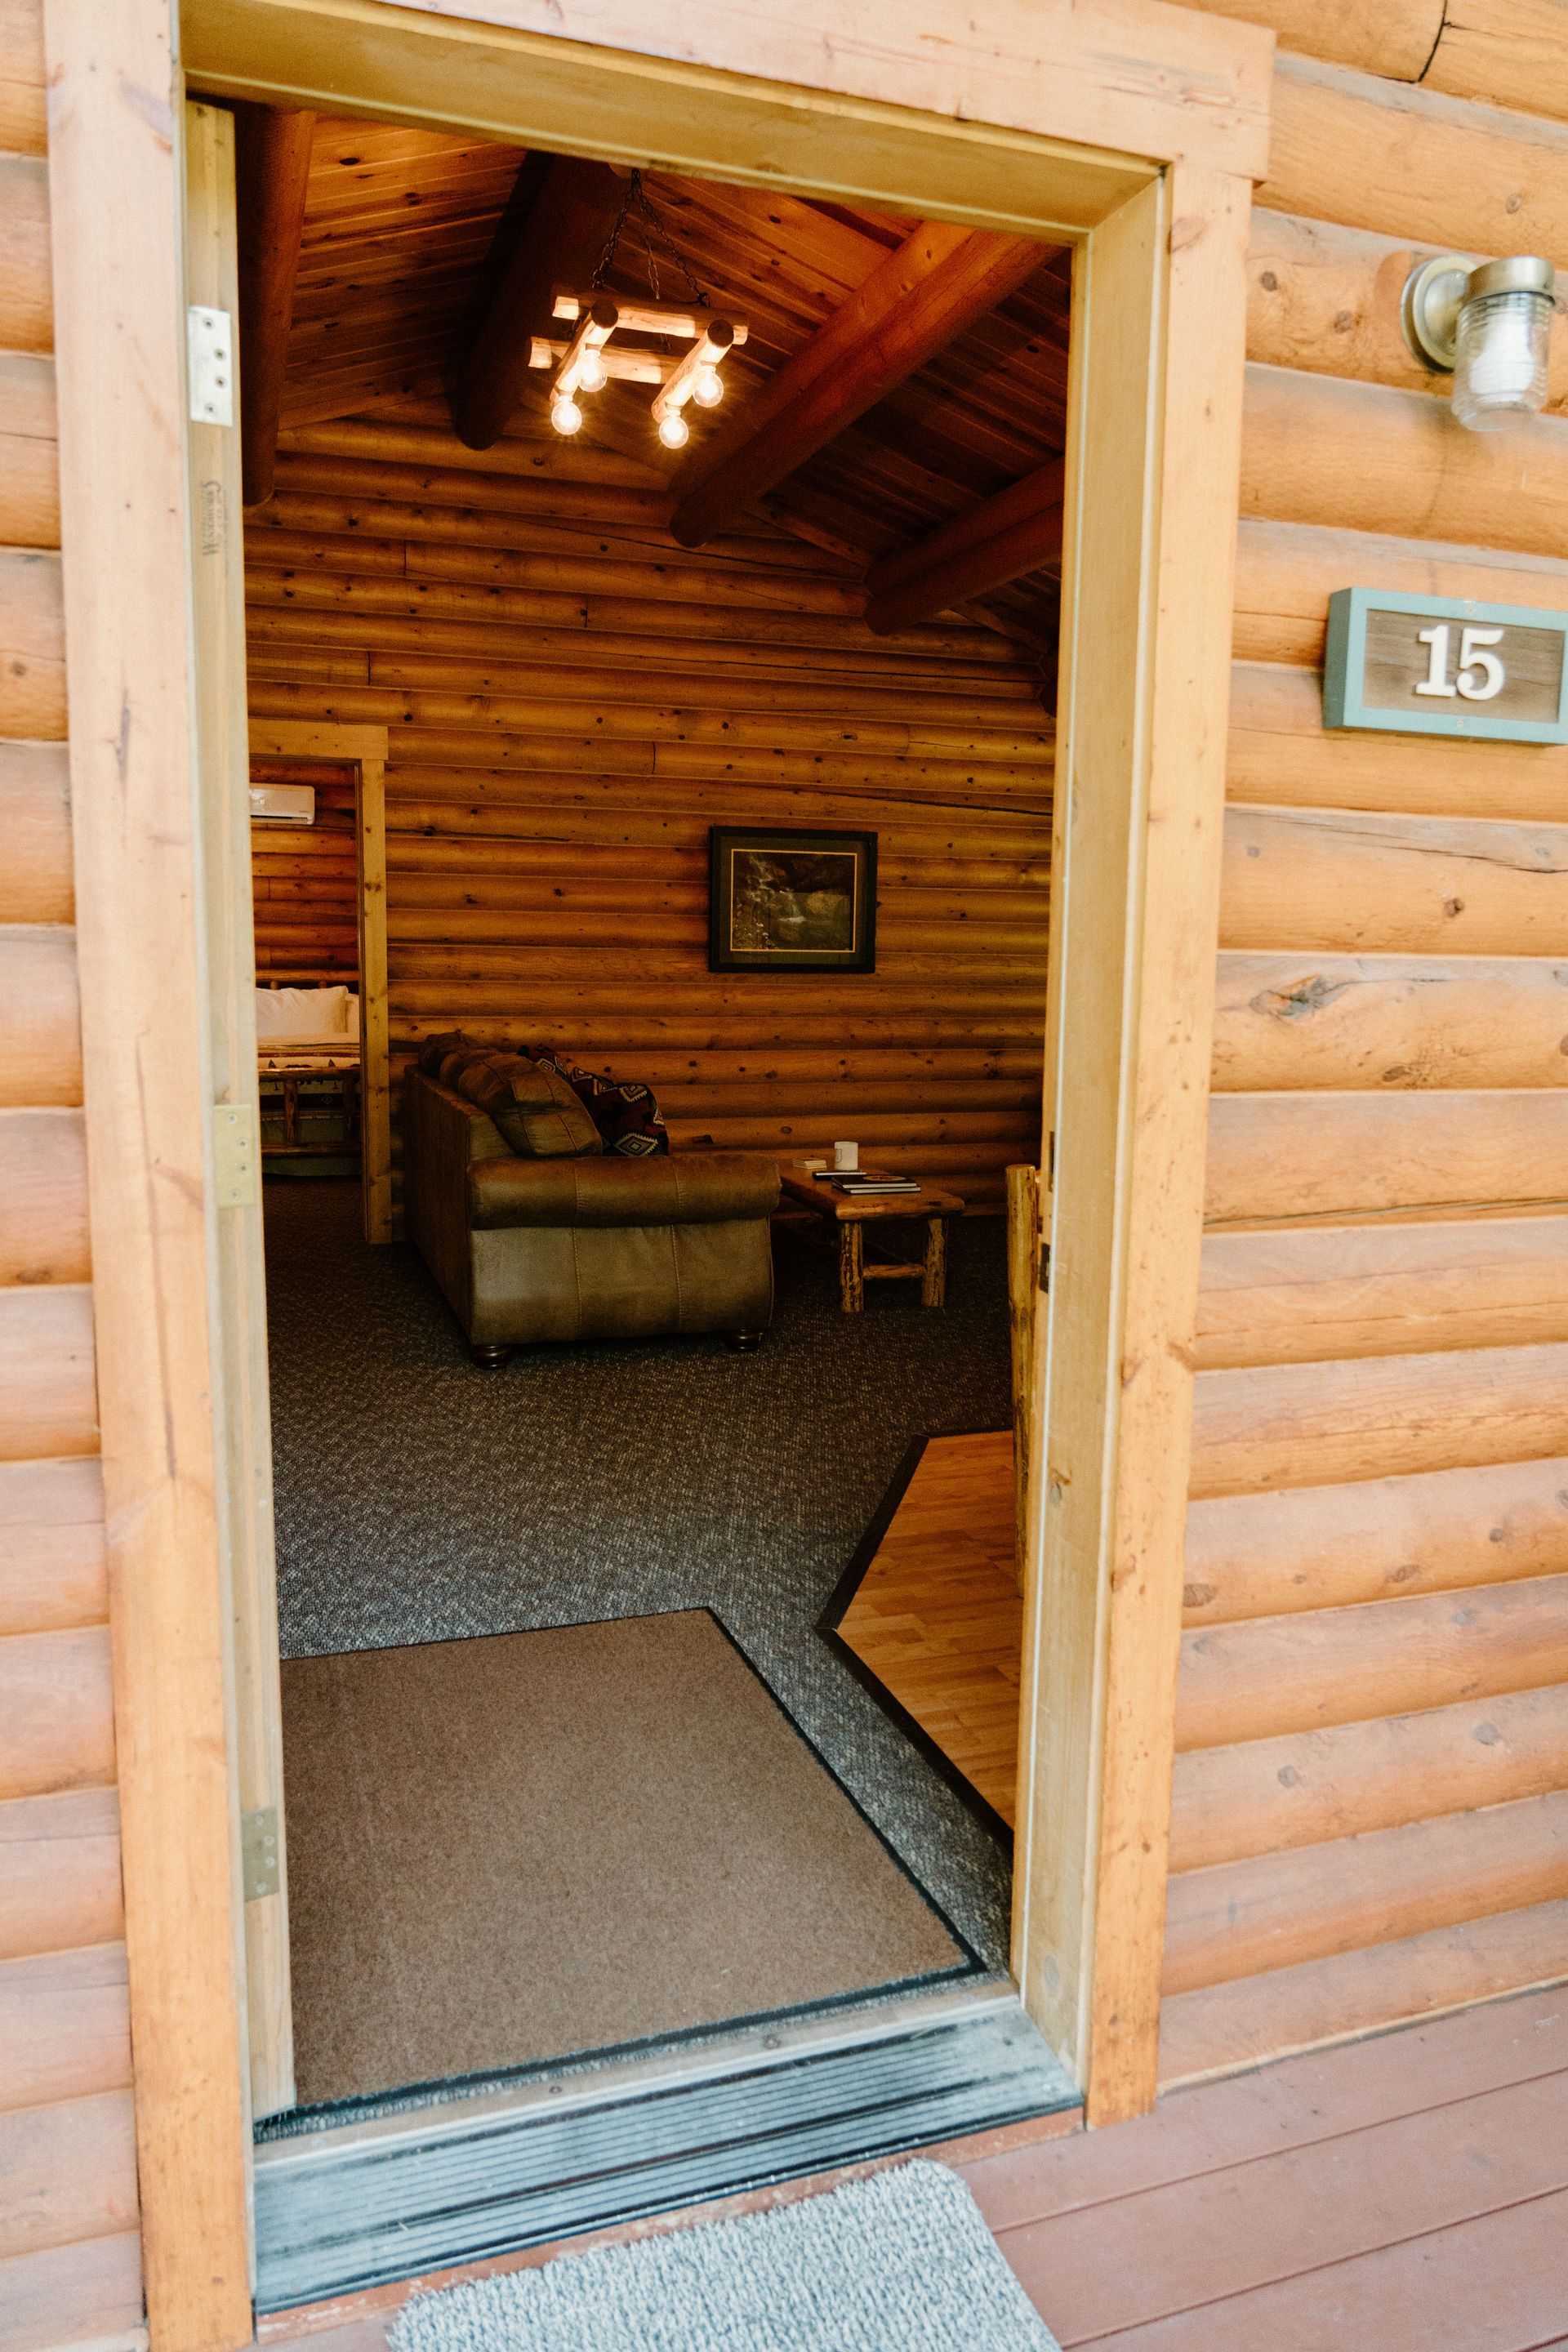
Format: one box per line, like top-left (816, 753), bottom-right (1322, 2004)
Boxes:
top-left (265, 118), bottom-right (1071, 666)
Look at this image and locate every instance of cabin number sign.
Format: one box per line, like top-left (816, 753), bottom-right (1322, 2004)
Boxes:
top-left (1323, 587), bottom-right (1568, 743)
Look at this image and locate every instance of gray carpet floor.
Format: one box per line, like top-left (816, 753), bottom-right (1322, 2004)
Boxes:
top-left (264, 1180), bottom-right (1013, 1965)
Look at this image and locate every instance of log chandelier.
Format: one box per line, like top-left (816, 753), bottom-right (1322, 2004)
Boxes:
top-left (529, 171), bottom-right (747, 450)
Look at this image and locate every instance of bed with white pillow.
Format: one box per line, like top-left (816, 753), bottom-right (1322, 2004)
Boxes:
top-left (256, 986), bottom-right (363, 1168)
top-left (256, 983), bottom-right (361, 1071)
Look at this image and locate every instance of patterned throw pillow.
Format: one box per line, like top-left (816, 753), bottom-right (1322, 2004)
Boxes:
top-left (531, 1050), bottom-right (670, 1157)
top-left (454, 1051), bottom-right (603, 1159)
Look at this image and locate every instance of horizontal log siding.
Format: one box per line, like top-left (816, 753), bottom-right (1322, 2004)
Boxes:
top-left (244, 421), bottom-right (1053, 1208)
top-left (0, 8), bottom-right (140, 2341)
top-left (1170, 25), bottom-right (1568, 2082)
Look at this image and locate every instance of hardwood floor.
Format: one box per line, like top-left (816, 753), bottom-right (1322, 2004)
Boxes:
top-left (831, 1430), bottom-right (1021, 1826)
top-left (961, 1983), bottom-right (1568, 2350)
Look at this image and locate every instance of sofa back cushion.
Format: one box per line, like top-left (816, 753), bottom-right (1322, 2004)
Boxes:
top-left (456, 1051), bottom-right (604, 1158)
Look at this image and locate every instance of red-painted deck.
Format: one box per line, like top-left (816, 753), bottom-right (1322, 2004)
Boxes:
top-left (266, 1986), bottom-right (1568, 2351)
top-left (961, 1985), bottom-right (1568, 2350)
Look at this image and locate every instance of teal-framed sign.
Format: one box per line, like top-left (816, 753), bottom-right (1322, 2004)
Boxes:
top-left (1323, 587), bottom-right (1568, 744)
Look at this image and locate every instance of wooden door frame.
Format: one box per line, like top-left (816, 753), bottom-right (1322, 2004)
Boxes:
top-left (248, 720), bottom-right (393, 1251)
top-left (47, 0), bottom-right (1266, 2340)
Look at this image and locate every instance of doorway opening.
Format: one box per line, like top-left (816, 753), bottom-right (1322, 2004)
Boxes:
top-left (230, 113), bottom-right (1063, 2144)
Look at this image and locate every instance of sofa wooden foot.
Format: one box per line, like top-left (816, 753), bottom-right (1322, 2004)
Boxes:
top-left (727, 1330), bottom-right (765, 1353)
top-left (470, 1342), bottom-right (511, 1370)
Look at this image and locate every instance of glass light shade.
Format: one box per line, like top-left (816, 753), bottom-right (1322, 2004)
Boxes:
top-left (550, 394), bottom-right (583, 435)
top-left (693, 367), bottom-right (724, 408)
top-left (657, 410), bottom-right (690, 448)
top-left (1452, 287), bottom-right (1552, 429)
top-left (577, 351), bottom-right (608, 394)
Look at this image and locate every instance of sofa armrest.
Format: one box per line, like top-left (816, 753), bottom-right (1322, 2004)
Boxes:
top-left (468, 1152), bottom-right (782, 1231)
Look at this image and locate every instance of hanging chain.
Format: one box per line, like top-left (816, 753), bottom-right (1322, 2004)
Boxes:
top-left (589, 169), bottom-right (707, 311)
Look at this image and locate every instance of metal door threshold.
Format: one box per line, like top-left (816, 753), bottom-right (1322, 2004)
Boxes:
top-left (254, 1984), bottom-right (1079, 2311)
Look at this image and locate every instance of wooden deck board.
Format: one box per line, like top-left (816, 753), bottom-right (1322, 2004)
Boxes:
top-left (832, 1431), bottom-right (1021, 1824)
top-left (999, 2072), bottom-right (1568, 2341)
top-left (960, 1985), bottom-right (1568, 2352)
top-left (1061, 2189), bottom-right (1568, 2350)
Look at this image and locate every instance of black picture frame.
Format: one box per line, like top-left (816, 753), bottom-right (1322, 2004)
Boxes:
top-left (707, 826), bottom-right (878, 973)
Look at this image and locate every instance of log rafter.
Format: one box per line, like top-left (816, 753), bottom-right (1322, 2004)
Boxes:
top-left (448, 156), bottom-right (623, 452)
top-left (668, 222), bottom-right (1051, 549)
top-left (234, 103), bottom-right (316, 508)
top-left (864, 457), bottom-right (1067, 635)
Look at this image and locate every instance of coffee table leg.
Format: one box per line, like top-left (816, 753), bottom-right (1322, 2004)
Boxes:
top-left (840, 1223), bottom-right (864, 1312)
top-left (922, 1214), bottom-right (947, 1307)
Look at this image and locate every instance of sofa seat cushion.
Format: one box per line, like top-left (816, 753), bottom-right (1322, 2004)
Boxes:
top-left (456, 1052), bottom-right (604, 1158)
top-left (469, 1152), bottom-right (781, 1230)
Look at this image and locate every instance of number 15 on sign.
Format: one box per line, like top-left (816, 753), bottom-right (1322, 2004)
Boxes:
top-left (1414, 622), bottom-right (1505, 702)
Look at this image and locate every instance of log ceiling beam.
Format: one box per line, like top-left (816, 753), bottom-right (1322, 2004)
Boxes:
top-left (449, 156), bottom-right (623, 452)
top-left (234, 103), bottom-right (316, 508)
top-left (668, 224), bottom-right (1049, 550)
top-left (863, 457), bottom-right (1067, 635)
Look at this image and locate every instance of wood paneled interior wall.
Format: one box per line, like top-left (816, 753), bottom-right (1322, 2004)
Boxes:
top-left (1159, 1), bottom-right (1568, 2084)
top-left (242, 414), bottom-right (1053, 1207)
top-left (0, 0), bottom-right (144, 2344)
top-left (252, 759), bottom-right (359, 982)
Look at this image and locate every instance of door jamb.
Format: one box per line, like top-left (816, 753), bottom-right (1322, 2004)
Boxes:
top-left (249, 720), bottom-right (393, 1252)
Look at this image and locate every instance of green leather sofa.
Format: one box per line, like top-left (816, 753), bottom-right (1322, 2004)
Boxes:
top-left (403, 1066), bottom-right (780, 1365)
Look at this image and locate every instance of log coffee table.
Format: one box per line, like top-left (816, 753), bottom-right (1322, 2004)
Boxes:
top-left (777, 1163), bottom-right (964, 1312)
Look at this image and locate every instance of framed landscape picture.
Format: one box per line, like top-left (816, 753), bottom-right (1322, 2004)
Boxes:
top-left (708, 826), bottom-right (878, 973)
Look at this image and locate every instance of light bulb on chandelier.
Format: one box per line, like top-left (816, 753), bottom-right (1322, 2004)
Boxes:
top-left (693, 366), bottom-right (724, 409)
top-left (577, 350), bottom-right (608, 394)
top-left (657, 411), bottom-right (690, 450)
top-left (551, 394), bottom-right (584, 436)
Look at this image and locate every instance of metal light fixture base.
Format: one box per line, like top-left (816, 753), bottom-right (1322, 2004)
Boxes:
top-left (1401, 252), bottom-right (1473, 372)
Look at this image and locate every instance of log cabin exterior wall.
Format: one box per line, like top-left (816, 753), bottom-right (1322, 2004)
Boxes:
top-left (243, 416), bottom-right (1053, 1207)
top-left (0, 1), bottom-right (144, 2344)
top-left (1160, 1), bottom-right (1568, 2079)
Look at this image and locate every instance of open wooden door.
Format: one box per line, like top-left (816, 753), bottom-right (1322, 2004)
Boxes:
top-left (186, 98), bottom-right (296, 2118)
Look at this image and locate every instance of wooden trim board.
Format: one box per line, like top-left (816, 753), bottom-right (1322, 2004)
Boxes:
top-left (1013, 162), bottom-right (1252, 2124)
top-left (182, 0), bottom-right (1274, 207)
top-left (187, 93), bottom-right (297, 2129)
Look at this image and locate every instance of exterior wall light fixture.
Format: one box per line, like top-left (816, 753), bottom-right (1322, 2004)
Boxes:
top-left (1402, 252), bottom-right (1557, 431)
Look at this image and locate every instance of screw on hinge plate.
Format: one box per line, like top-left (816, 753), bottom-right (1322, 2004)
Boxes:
top-left (241, 1806), bottom-right (280, 1901)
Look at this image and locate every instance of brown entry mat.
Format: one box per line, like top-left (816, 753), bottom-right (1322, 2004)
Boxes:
top-left (280, 1610), bottom-right (976, 2109)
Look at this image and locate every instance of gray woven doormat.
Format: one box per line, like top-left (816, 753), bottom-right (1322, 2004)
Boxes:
top-left (390, 2160), bottom-right (1060, 2352)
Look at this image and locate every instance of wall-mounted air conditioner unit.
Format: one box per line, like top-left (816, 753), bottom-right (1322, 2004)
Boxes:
top-left (249, 782), bottom-right (316, 826)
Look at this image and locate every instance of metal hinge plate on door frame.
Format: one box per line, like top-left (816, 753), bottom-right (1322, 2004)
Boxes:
top-left (212, 1102), bottom-right (258, 1208)
top-left (242, 1806), bottom-right (281, 1901)
top-left (188, 303), bottom-right (235, 425)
